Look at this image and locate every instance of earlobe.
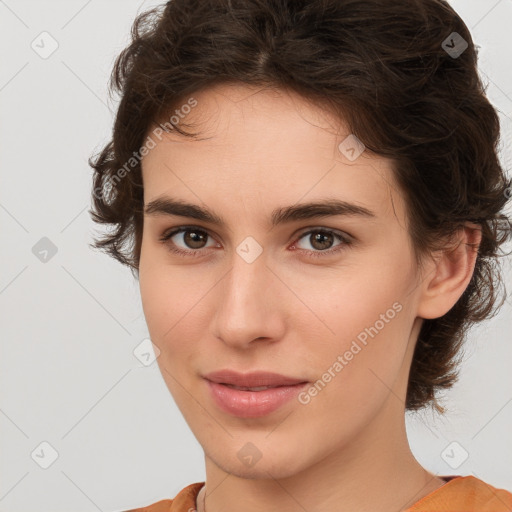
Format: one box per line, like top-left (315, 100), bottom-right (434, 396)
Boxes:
top-left (416, 223), bottom-right (482, 320)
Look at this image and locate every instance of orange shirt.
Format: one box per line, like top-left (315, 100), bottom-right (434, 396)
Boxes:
top-left (125, 476), bottom-right (512, 512)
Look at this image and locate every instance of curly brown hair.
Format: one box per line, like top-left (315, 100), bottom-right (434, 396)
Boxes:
top-left (88, 0), bottom-right (511, 411)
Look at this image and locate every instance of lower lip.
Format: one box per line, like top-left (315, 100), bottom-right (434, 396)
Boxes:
top-left (205, 380), bottom-right (309, 418)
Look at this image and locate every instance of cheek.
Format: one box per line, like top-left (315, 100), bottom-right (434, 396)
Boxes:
top-left (295, 259), bottom-right (409, 345)
top-left (139, 261), bottom-right (201, 399)
top-left (138, 260), bottom-right (185, 357)
top-left (139, 239), bottom-right (189, 333)
top-left (138, 252), bottom-right (215, 366)
top-left (294, 263), bottom-right (413, 399)
top-left (296, 309), bottom-right (411, 443)
top-left (138, 260), bottom-right (167, 336)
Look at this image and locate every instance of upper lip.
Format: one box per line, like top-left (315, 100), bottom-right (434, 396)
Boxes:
top-left (203, 370), bottom-right (308, 388)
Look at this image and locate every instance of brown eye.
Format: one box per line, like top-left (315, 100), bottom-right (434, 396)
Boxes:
top-left (309, 231), bottom-right (335, 250)
top-left (159, 226), bottom-right (352, 259)
top-left (181, 229), bottom-right (209, 249)
top-left (294, 229), bottom-right (348, 253)
top-left (294, 228), bottom-right (352, 258)
top-left (159, 226), bottom-right (218, 256)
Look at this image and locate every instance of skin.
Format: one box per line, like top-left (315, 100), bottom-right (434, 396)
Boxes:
top-left (138, 83), bottom-right (481, 512)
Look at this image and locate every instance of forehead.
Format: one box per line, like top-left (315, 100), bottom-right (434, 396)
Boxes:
top-left (141, 83), bottom-right (406, 224)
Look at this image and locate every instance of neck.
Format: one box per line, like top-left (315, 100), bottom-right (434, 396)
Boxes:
top-left (196, 399), bottom-right (445, 512)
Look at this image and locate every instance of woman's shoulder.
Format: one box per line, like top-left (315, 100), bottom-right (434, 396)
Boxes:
top-left (123, 481), bottom-right (205, 512)
top-left (407, 475), bottom-right (512, 511)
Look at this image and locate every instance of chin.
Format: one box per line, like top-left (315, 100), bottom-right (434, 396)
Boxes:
top-left (205, 438), bottom-right (312, 480)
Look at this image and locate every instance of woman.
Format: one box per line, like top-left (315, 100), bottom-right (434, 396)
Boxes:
top-left (89, 0), bottom-right (512, 510)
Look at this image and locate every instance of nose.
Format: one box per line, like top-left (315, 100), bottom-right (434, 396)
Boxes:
top-left (211, 249), bottom-right (286, 349)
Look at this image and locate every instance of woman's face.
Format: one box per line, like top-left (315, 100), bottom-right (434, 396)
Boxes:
top-left (138, 83), bottom-right (428, 478)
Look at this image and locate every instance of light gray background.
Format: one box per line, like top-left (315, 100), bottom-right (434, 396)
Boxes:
top-left (1, 1), bottom-right (511, 511)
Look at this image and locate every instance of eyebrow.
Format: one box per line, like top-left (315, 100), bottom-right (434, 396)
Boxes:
top-left (144, 196), bottom-right (376, 228)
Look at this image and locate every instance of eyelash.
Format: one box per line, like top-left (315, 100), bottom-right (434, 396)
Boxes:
top-left (158, 225), bottom-right (352, 259)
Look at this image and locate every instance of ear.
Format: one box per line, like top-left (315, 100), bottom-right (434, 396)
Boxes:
top-left (416, 223), bottom-right (482, 320)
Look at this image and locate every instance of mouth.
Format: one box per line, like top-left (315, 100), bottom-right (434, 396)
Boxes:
top-left (202, 369), bottom-right (309, 388)
top-left (204, 378), bottom-right (309, 418)
top-left (219, 383), bottom-right (295, 391)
